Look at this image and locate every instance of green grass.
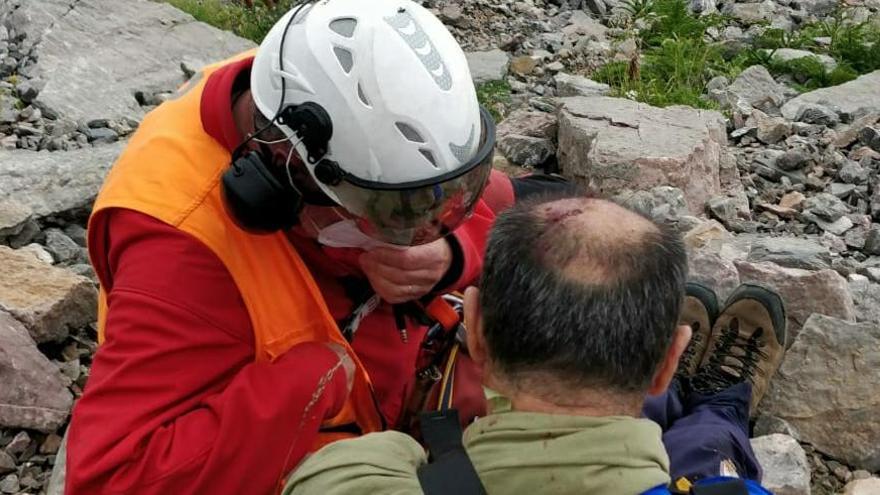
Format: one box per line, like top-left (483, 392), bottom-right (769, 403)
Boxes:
top-left (768, 56), bottom-right (858, 91)
top-left (168, 0), bottom-right (515, 121)
top-left (749, 13), bottom-right (880, 90)
top-left (594, 36), bottom-right (730, 109)
top-left (168, 0), bottom-right (879, 111)
top-left (640, 0), bottom-right (726, 47)
top-left (595, 0), bottom-right (733, 109)
top-left (476, 80), bottom-right (512, 121)
top-left (165, 0), bottom-right (302, 43)
top-left (594, 0), bottom-right (880, 108)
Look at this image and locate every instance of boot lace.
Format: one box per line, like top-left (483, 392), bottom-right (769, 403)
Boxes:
top-left (676, 321), bottom-right (703, 375)
top-left (692, 318), bottom-right (766, 394)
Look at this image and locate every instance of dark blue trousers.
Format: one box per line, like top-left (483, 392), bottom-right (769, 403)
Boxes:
top-left (642, 381), bottom-right (762, 482)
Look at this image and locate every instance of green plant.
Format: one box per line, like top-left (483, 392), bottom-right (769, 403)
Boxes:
top-left (620, 0), bottom-right (656, 23)
top-left (594, 36), bottom-right (729, 109)
top-left (165, 0), bottom-right (302, 43)
top-left (783, 12), bottom-right (880, 75)
top-left (767, 56), bottom-right (857, 90)
top-left (748, 10), bottom-right (880, 91)
top-left (641, 0), bottom-right (723, 47)
top-left (831, 20), bottom-right (880, 74)
top-left (811, 13), bottom-right (848, 40)
top-left (752, 28), bottom-right (813, 50)
top-left (593, 0), bottom-right (734, 108)
top-left (595, 0), bottom-right (880, 106)
top-left (476, 80), bottom-right (512, 122)
top-left (739, 47), bottom-right (775, 67)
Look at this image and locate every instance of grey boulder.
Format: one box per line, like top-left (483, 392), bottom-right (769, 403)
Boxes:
top-left (465, 49), bottom-right (509, 84)
top-left (0, 245), bottom-right (98, 343)
top-left (762, 314), bottom-right (880, 471)
top-left (0, 311), bottom-right (73, 432)
top-left (751, 434), bottom-right (811, 495)
top-left (557, 96), bottom-right (727, 213)
top-left (782, 70), bottom-right (880, 121)
top-left (734, 261), bottom-right (856, 342)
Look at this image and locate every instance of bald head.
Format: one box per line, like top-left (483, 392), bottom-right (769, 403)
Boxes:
top-left (532, 198), bottom-right (662, 284)
top-left (479, 193), bottom-right (688, 394)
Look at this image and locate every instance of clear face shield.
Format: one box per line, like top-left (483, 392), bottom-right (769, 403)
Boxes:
top-left (317, 107), bottom-right (496, 246)
top-left (255, 106), bottom-right (497, 247)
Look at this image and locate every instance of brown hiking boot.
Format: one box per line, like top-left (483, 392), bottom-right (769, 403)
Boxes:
top-left (676, 282), bottom-right (720, 377)
top-left (693, 284), bottom-right (787, 416)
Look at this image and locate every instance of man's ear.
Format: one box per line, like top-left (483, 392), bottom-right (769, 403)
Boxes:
top-left (463, 286), bottom-right (487, 366)
top-left (648, 325), bottom-right (692, 396)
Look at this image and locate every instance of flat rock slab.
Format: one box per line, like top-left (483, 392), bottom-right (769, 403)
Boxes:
top-left (465, 49), bottom-right (509, 84)
top-left (735, 261), bottom-right (856, 343)
top-left (554, 72), bottom-right (610, 97)
top-left (557, 96), bottom-right (727, 213)
top-left (747, 236), bottom-right (833, 271)
top-left (0, 311), bottom-right (73, 432)
top-left (782, 70), bottom-right (880, 120)
top-left (15, 0), bottom-right (255, 123)
top-left (0, 246), bottom-right (97, 343)
top-left (0, 142), bottom-right (124, 219)
top-left (763, 314), bottom-right (880, 472)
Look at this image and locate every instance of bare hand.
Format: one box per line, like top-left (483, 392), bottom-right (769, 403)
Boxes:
top-left (358, 239), bottom-right (453, 304)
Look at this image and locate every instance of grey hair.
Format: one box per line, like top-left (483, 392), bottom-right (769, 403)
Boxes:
top-left (479, 194), bottom-right (688, 393)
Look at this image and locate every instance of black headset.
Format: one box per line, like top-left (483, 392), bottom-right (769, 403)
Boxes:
top-left (221, 1), bottom-right (336, 233)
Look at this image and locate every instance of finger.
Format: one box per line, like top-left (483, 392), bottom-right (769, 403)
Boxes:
top-left (359, 253), bottom-right (443, 286)
top-left (370, 279), bottom-right (433, 304)
top-left (367, 264), bottom-right (443, 288)
top-left (360, 248), bottom-right (415, 270)
top-left (364, 245), bottom-right (444, 271)
top-left (370, 276), bottom-right (433, 302)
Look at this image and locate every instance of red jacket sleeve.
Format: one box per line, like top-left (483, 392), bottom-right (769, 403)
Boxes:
top-left (445, 200), bottom-right (495, 291)
top-left (67, 210), bottom-right (349, 495)
top-left (443, 170), bottom-right (515, 290)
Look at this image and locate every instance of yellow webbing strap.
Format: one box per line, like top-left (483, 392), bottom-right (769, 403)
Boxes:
top-left (436, 343), bottom-right (461, 411)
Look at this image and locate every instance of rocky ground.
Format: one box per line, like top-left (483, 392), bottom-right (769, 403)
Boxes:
top-left (0, 0), bottom-right (878, 494)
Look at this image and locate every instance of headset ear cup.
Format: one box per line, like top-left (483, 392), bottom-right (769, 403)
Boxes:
top-left (221, 151), bottom-right (303, 233)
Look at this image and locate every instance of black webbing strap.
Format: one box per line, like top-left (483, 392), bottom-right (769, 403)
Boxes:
top-left (416, 409), bottom-right (487, 495)
top-left (691, 479), bottom-right (750, 495)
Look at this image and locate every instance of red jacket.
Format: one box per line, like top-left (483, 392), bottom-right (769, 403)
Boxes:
top-left (66, 57), bottom-right (512, 495)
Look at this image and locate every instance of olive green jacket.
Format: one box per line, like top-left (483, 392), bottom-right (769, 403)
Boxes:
top-left (284, 410), bottom-right (671, 495)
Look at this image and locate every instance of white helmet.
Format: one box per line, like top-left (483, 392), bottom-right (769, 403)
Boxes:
top-left (251, 0), bottom-right (496, 246)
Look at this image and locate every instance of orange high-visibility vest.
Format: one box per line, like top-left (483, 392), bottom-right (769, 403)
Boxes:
top-left (88, 51), bottom-right (384, 451)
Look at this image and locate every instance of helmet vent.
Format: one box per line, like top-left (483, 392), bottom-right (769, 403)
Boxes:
top-left (449, 125), bottom-right (476, 164)
top-left (329, 18), bottom-right (357, 38)
top-left (396, 122), bottom-right (425, 143)
top-left (419, 149), bottom-right (438, 169)
top-left (333, 46), bottom-right (354, 74)
top-left (357, 82), bottom-right (371, 107)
